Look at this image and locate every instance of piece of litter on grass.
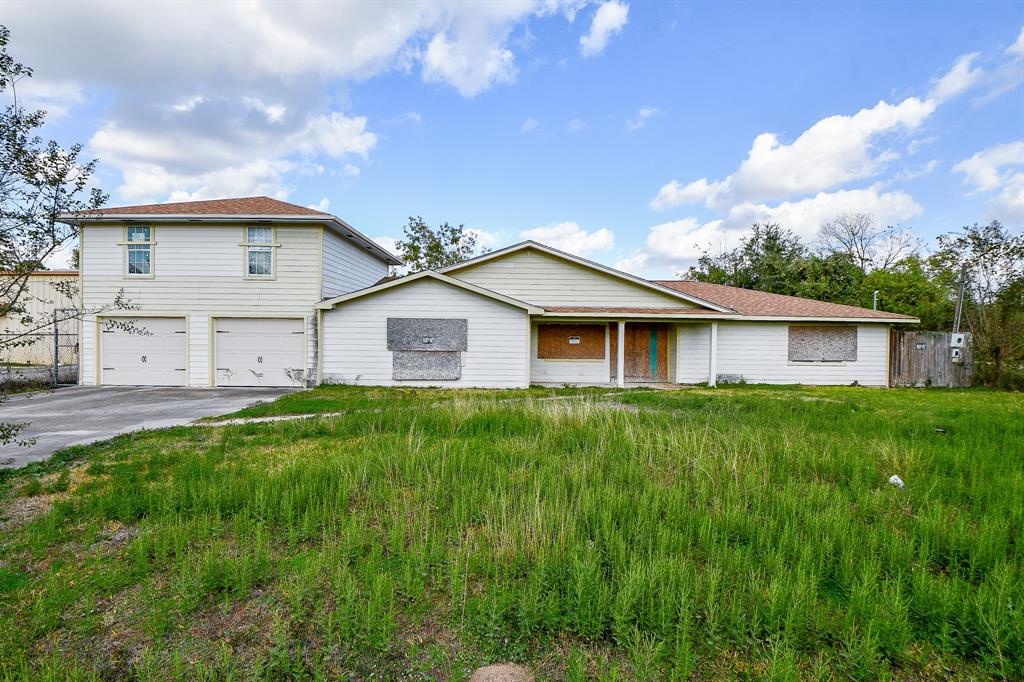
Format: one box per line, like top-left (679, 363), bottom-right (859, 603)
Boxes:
top-left (935, 428), bottom-right (947, 434)
top-left (889, 474), bottom-right (905, 489)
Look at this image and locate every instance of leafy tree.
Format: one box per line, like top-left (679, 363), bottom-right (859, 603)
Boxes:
top-left (792, 252), bottom-right (865, 304)
top-left (860, 256), bottom-right (955, 330)
top-left (683, 223), bottom-right (809, 295)
top-left (394, 216), bottom-right (482, 272)
top-left (818, 212), bottom-right (921, 272)
top-left (1, 25), bottom-right (131, 446)
top-left (931, 221), bottom-right (1024, 387)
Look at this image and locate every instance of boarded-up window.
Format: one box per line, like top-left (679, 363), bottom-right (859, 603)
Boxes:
top-left (788, 325), bottom-right (857, 362)
top-left (387, 318), bottom-right (468, 381)
top-left (538, 324), bottom-right (605, 360)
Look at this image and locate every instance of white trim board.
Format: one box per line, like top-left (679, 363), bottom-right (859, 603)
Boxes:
top-left (316, 270), bottom-right (545, 314)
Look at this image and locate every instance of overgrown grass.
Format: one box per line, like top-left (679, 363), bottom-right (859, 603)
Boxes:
top-left (0, 385), bottom-right (1021, 679)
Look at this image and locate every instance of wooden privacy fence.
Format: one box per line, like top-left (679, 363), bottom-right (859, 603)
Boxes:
top-left (890, 331), bottom-right (973, 388)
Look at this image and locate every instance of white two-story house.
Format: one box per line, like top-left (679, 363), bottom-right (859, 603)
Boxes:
top-left (60, 197), bottom-right (400, 387)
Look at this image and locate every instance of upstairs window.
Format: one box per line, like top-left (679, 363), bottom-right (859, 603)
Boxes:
top-left (245, 226), bottom-right (274, 278)
top-left (125, 226), bottom-right (153, 276)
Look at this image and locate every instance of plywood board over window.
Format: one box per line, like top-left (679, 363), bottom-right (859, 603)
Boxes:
top-left (538, 324), bottom-right (605, 359)
top-left (789, 325), bottom-right (857, 362)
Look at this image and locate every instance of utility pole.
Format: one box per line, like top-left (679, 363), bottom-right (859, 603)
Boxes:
top-left (952, 265), bottom-right (967, 333)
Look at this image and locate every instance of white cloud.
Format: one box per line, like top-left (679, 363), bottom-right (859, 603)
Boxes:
top-left (341, 163), bottom-right (361, 177)
top-left (567, 118), bottom-right (589, 133)
top-left (891, 159), bottom-right (941, 183)
top-left (296, 113), bottom-right (378, 158)
top-left (308, 197), bottom-right (331, 212)
top-left (626, 186), bottom-right (923, 276)
top-left (171, 95), bottom-right (206, 113)
top-left (651, 96), bottom-right (936, 211)
top-left (954, 141), bottom-right (1024, 191)
top-left (580, 1), bottom-right (629, 57)
top-left (625, 106), bottom-right (662, 131)
top-left (126, 159), bottom-right (298, 203)
top-left (928, 52), bottom-right (985, 103)
top-left (650, 178), bottom-right (719, 210)
top-left (421, 32), bottom-right (516, 97)
top-left (243, 96), bottom-right (288, 123)
top-left (5, 2), bottom-right (581, 99)
top-left (972, 26), bottom-right (1024, 105)
top-left (4, 0), bottom-right (585, 201)
top-left (468, 228), bottom-right (504, 251)
top-left (90, 106), bottom-right (377, 201)
top-left (387, 110), bottom-right (423, 125)
top-left (373, 236), bottom-right (401, 254)
top-left (521, 117), bottom-right (541, 133)
top-left (954, 140), bottom-right (1024, 216)
top-left (519, 221), bottom-right (614, 256)
top-left (13, 78), bottom-right (86, 120)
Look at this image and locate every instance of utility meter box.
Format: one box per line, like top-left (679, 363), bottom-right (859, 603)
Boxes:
top-left (950, 333), bottom-right (966, 348)
top-left (951, 347), bottom-right (962, 363)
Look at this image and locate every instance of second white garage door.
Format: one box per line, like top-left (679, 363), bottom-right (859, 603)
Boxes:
top-left (214, 318), bottom-right (306, 387)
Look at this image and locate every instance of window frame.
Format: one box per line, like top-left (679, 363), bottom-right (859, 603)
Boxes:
top-left (787, 324), bottom-right (858, 364)
top-left (122, 225), bottom-right (155, 279)
top-left (242, 225), bottom-right (279, 280)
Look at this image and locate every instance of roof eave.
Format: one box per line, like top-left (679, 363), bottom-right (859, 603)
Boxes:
top-left (439, 240), bottom-right (735, 313)
top-left (316, 270), bottom-right (544, 314)
top-left (57, 212), bottom-right (402, 266)
top-left (537, 311), bottom-right (918, 323)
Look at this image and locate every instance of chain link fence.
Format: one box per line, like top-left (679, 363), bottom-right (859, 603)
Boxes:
top-left (0, 308), bottom-right (79, 389)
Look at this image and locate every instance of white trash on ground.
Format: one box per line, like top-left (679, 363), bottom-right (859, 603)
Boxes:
top-left (888, 474), bottom-right (905, 489)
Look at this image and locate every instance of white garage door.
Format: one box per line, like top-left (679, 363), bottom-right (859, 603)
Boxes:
top-left (100, 317), bottom-right (187, 386)
top-left (214, 318), bottom-right (305, 387)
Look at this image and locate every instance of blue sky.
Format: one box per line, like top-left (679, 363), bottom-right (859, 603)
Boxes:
top-left (5, 1), bottom-right (1023, 276)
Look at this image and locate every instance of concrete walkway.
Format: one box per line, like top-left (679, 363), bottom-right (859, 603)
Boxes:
top-left (0, 386), bottom-right (294, 468)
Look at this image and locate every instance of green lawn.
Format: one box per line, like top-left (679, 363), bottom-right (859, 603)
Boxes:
top-left (1, 385), bottom-right (1021, 680)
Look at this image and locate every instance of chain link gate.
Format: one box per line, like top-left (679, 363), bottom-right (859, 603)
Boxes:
top-left (52, 308), bottom-right (79, 386)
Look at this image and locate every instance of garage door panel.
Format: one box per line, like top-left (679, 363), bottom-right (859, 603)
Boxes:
top-left (100, 317), bottom-right (187, 386)
top-left (215, 318), bottom-right (305, 387)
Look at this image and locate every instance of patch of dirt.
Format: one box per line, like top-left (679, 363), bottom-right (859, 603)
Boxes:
top-left (0, 494), bottom-right (52, 532)
top-left (469, 663), bottom-right (534, 682)
top-left (89, 522), bottom-right (140, 551)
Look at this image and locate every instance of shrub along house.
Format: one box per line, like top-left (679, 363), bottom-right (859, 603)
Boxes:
top-left (317, 241), bottom-right (917, 387)
top-left (62, 197), bottom-right (916, 389)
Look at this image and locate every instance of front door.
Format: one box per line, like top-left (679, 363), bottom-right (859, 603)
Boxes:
top-left (624, 323), bottom-right (669, 382)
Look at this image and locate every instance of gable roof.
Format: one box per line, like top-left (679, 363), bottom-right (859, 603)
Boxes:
top-left (57, 196), bottom-right (401, 265)
top-left (655, 280), bottom-right (918, 321)
top-left (440, 241), bottom-right (735, 313)
top-left (316, 270), bottom-right (544, 313)
top-left (73, 196), bottom-right (325, 216)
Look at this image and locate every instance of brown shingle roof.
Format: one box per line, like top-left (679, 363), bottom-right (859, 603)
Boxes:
top-left (78, 196), bottom-right (326, 216)
top-left (654, 280), bottom-right (916, 319)
top-left (543, 306), bottom-right (730, 315)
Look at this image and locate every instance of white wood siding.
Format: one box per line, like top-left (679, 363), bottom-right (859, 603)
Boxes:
top-left (676, 323), bottom-right (712, 384)
top-left (529, 322), bottom-right (610, 385)
top-left (322, 228), bottom-right (389, 298)
top-left (453, 249), bottom-right (696, 308)
top-left (80, 314), bottom-right (97, 385)
top-left (0, 273), bottom-right (78, 364)
top-left (188, 315), bottom-right (210, 386)
top-left (321, 279), bottom-right (529, 388)
top-left (80, 223), bottom-right (322, 385)
top-left (676, 322), bottom-right (890, 386)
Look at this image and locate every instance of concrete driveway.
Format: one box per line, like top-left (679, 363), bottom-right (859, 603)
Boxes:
top-left (0, 386), bottom-right (295, 469)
